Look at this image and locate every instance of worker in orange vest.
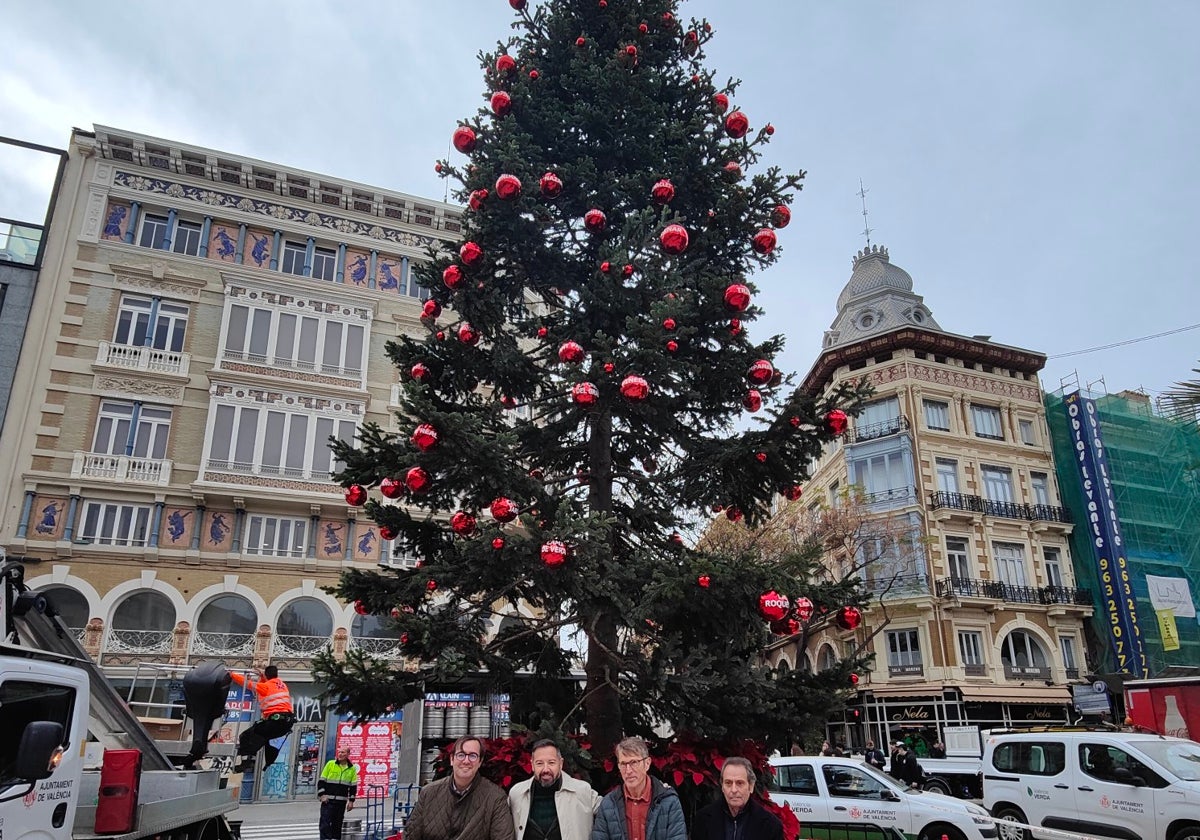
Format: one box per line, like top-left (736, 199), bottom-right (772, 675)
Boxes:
top-left (231, 665), bottom-right (295, 773)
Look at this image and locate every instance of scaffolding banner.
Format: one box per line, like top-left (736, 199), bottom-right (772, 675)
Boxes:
top-left (1146, 574), bottom-right (1196, 619)
top-left (1062, 392), bottom-right (1149, 678)
top-left (1157, 609), bottom-right (1181, 651)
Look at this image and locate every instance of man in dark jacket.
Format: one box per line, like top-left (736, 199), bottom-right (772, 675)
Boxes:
top-left (891, 743), bottom-right (923, 788)
top-left (590, 737), bottom-right (685, 840)
top-left (405, 735), bottom-right (516, 840)
top-left (691, 757), bottom-right (783, 840)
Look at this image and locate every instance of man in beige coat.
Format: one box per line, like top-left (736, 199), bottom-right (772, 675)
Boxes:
top-left (510, 740), bottom-right (601, 840)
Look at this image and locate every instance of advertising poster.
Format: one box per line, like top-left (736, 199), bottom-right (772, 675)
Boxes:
top-left (338, 719), bottom-right (401, 798)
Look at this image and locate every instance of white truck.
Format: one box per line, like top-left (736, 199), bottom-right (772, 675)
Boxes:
top-left (913, 725), bottom-right (987, 798)
top-left (0, 559), bottom-right (241, 839)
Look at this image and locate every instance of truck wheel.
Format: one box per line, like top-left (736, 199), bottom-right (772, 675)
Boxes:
top-left (922, 777), bottom-right (954, 795)
top-left (919, 825), bottom-right (966, 840)
top-left (992, 804), bottom-right (1031, 840)
top-left (1170, 825), bottom-right (1200, 840)
top-left (186, 817), bottom-right (222, 840)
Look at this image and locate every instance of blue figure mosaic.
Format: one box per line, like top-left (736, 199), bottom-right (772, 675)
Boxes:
top-left (348, 255), bottom-right (367, 284)
top-left (213, 227), bottom-right (236, 259)
top-left (208, 512), bottom-right (230, 546)
top-left (378, 261), bottom-right (401, 291)
top-left (249, 233), bottom-right (270, 267)
top-left (35, 500), bottom-right (62, 535)
top-left (322, 523), bottom-right (344, 556)
top-left (166, 510), bottom-right (191, 543)
top-left (103, 205), bottom-right (127, 238)
top-left (356, 529), bottom-right (375, 556)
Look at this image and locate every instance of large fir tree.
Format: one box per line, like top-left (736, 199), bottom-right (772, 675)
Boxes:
top-left (315, 0), bottom-right (870, 759)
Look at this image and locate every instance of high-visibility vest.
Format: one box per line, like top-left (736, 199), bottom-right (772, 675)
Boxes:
top-left (318, 760), bottom-right (359, 801)
top-left (232, 672), bottom-right (293, 715)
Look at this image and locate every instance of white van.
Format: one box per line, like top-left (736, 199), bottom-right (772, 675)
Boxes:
top-left (768, 755), bottom-right (997, 840)
top-left (981, 728), bottom-right (1200, 840)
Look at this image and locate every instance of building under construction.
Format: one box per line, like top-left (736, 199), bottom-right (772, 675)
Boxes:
top-left (1046, 387), bottom-right (1200, 679)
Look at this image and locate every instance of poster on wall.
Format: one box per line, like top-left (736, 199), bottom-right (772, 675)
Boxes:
top-left (338, 719), bottom-right (400, 798)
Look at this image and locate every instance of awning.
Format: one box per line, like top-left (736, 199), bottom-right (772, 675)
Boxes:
top-left (862, 683), bottom-right (949, 699)
top-left (958, 685), bottom-right (1072, 705)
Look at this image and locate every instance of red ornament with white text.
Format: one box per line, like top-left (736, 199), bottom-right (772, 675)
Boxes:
top-left (572, 382), bottom-right (599, 406)
top-left (836, 605), bottom-right (862, 631)
top-left (558, 340), bottom-right (585, 363)
top-left (405, 466), bottom-right (431, 494)
top-left (345, 485), bottom-right (368, 506)
top-left (746, 359), bottom-right (773, 385)
top-left (584, 209), bottom-right (607, 233)
top-left (758, 591), bottom-right (790, 622)
top-left (489, 497), bottom-right (518, 523)
top-left (751, 228), bottom-right (777, 255)
top-left (539, 172), bottom-right (563, 198)
top-left (794, 597), bottom-right (814, 622)
top-left (826, 409), bottom-right (849, 436)
top-left (411, 424), bottom-right (439, 452)
top-left (495, 174), bottom-right (522, 200)
top-left (540, 540), bottom-right (568, 567)
top-left (724, 283), bottom-right (751, 312)
top-left (620, 375), bottom-right (649, 401)
top-left (660, 224), bottom-right (689, 255)
top-left (651, 179), bottom-right (675, 204)
top-left (380, 477), bottom-right (403, 499)
top-left (452, 126), bottom-right (477, 154)
top-left (450, 511), bottom-right (477, 536)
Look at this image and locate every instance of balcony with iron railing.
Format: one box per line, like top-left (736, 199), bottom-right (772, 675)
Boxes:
top-left (95, 341), bottom-right (190, 377)
top-left (847, 415), bottom-right (910, 444)
top-left (859, 485), bottom-right (918, 510)
top-left (72, 451), bottom-right (173, 486)
top-left (221, 349), bottom-right (362, 383)
top-left (928, 491), bottom-right (1072, 524)
top-left (348, 636), bottom-right (402, 659)
top-left (937, 577), bottom-right (1092, 606)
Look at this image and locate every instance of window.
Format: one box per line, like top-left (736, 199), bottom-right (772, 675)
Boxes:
top-left (0, 680), bottom-right (76, 786)
top-left (991, 741), bottom-right (1065, 776)
top-left (958, 630), bottom-right (985, 667)
top-left (856, 397), bottom-right (900, 438)
top-left (196, 594), bottom-right (257, 635)
top-left (1031, 472), bottom-right (1051, 506)
top-left (981, 465), bottom-right (1014, 503)
top-left (1001, 629), bottom-right (1048, 675)
top-left (1060, 636), bottom-right (1077, 676)
top-left (312, 247), bottom-right (336, 281)
top-left (112, 590), bottom-right (175, 631)
top-left (224, 303), bottom-right (366, 378)
top-left (274, 598), bottom-right (334, 656)
top-left (114, 295), bottom-right (189, 353)
top-left (281, 241), bottom-right (307, 276)
top-left (945, 537), bottom-right (971, 579)
top-left (971, 404), bottom-right (1003, 440)
top-left (886, 629), bottom-right (922, 674)
top-left (935, 458), bottom-right (959, 494)
top-left (172, 220), bottom-right (203, 256)
top-left (924, 399), bottom-right (950, 431)
top-left (773, 763), bottom-right (819, 796)
top-left (821, 764), bottom-right (892, 800)
top-left (1079, 744), bottom-right (1165, 787)
top-left (1043, 547), bottom-right (1064, 588)
top-left (817, 644), bottom-right (838, 671)
top-left (1019, 418), bottom-right (1036, 446)
top-left (993, 542), bottom-right (1027, 586)
top-left (207, 403), bottom-right (357, 480)
top-left (244, 514), bottom-right (308, 558)
top-left (138, 213), bottom-right (170, 249)
top-left (91, 401), bottom-right (171, 459)
top-left (828, 480), bottom-right (841, 508)
top-left (80, 501), bottom-right (153, 546)
top-left (851, 450), bottom-right (909, 498)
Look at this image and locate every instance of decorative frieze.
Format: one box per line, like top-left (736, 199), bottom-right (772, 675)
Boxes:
top-left (95, 375), bottom-right (185, 402)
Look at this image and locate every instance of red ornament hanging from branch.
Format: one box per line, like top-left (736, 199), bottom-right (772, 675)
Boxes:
top-left (725, 110), bottom-right (750, 138)
top-left (572, 382), bottom-right (599, 406)
top-left (443, 265), bottom-right (464, 289)
top-left (450, 511), bottom-right (477, 536)
top-left (743, 390), bottom-right (762, 412)
top-left (468, 189), bottom-right (488, 211)
top-left (558, 341), bottom-right (585, 363)
top-left (781, 484), bottom-right (803, 501)
top-left (492, 537), bottom-right (506, 550)
top-left (345, 485), bottom-right (368, 506)
top-left (490, 91), bottom-right (512, 117)
top-left (660, 224), bottom-right (689, 255)
top-left (758, 591), bottom-right (790, 622)
top-left (489, 497), bottom-right (519, 523)
top-left (711, 93), bottom-right (729, 114)
top-left (826, 409), bottom-right (849, 436)
top-left (584, 209), bottom-right (607, 233)
top-left (746, 359), bottom-right (774, 385)
top-left (410, 362), bottom-right (431, 383)
top-left (354, 600), bottom-right (369, 616)
top-left (496, 54), bottom-right (516, 75)
top-left (452, 126), bottom-right (477, 154)
top-left (724, 283), bottom-right (751, 312)
top-left (651, 179), bottom-right (675, 204)
top-left (620, 375), bottom-right (649, 401)
top-left (495, 174), bottom-right (522, 200)
top-left (539, 172), bottom-right (563, 198)
top-left (771, 205), bottom-right (792, 228)
top-left (794, 596), bottom-right (814, 622)
top-left (411, 424), bottom-right (439, 452)
top-left (405, 466), bottom-right (430, 494)
top-left (752, 228), bottom-right (778, 254)
top-left (379, 524), bottom-right (398, 541)
top-left (836, 605), bottom-right (862, 631)
top-left (422, 299), bottom-right (441, 320)
top-left (459, 241), bottom-right (483, 266)
top-left (380, 477), bottom-right (403, 499)
top-left (458, 322), bottom-right (479, 345)
top-left (697, 574), bottom-right (711, 588)
top-left (540, 540), bottom-right (568, 567)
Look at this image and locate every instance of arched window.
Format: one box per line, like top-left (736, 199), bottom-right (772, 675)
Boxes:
top-left (350, 613), bottom-right (399, 657)
top-left (798, 651), bottom-right (813, 674)
top-left (1001, 629), bottom-right (1049, 678)
top-left (272, 598), bottom-right (333, 657)
top-left (818, 644), bottom-right (838, 672)
top-left (108, 590), bottom-right (174, 654)
top-left (194, 594), bottom-right (257, 656)
top-left (38, 585), bottom-right (90, 633)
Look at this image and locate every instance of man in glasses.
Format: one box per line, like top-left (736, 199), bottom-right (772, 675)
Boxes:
top-left (405, 735), bottom-right (515, 840)
top-left (591, 737), bottom-right (685, 840)
top-left (510, 739), bottom-right (601, 840)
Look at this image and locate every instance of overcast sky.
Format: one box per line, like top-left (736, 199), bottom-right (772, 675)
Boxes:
top-left (3, 1), bottom-right (1197, 399)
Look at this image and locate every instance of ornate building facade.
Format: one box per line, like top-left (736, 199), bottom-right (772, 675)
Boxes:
top-left (0, 126), bottom-right (462, 799)
top-left (772, 245), bottom-right (1093, 754)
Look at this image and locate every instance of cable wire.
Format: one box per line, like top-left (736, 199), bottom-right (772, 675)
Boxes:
top-left (1048, 322), bottom-right (1200, 359)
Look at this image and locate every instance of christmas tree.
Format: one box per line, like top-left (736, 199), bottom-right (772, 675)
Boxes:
top-left (316, 0), bottom-right (870, 760)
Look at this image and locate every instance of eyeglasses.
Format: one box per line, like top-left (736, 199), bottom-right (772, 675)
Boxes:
top-left (453, 752), bottom-right (482, 763)
top-left (618, 758), bottom-right (649, 769)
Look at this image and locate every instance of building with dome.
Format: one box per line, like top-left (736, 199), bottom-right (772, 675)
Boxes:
top-left (772, 244), bottom-right (1094, 756)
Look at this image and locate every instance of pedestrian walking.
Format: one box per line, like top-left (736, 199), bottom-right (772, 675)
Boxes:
top-left (863, 740), bottom-right (886, 771)
top-left (318, 745), bottom-right (359, 840)
top-left (590, 737), bottom-right (686, 840)
top-left (691, 757), bottom-right (782, 840)
top-left (510, 739), bottom-right (601, 840)
top-left (404, 735), bottom-right (515, 840)
top-left (231, 665), bottom-right (296, 772)
top-left (892, 742), bottom-right (923, 788)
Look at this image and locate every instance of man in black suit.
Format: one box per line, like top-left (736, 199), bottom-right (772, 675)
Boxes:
top-left (692, 757), bottom-right (783, 840)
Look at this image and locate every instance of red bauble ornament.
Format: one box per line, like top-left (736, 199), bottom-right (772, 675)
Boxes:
top-left (724, 283), bottom-right (752, 312)
top-left (572, 382), bottom-right (599, 406)
top-left (540, 540), bottom-right (568, 567)
top-left (509, 0), bottom-right (526, 8)
top-left (747, 359), bottom-right (774, 385)
top-left (575, 36), bottom-right (586, 47)
top-left (490, 91), bottom-right (512, 117)
top-left (752, 228), bottom-right (778, 255)
top-left (435, 330), bottom-right (445, 341)
top-left (529, 467), bottom-right (544, 480)
top-left (584, 208), bottom-right (607, 233)
top-left (529, 69), bottom-right (539, 79)
top-left (663, 318), bottom-right (676, 331)
top-left (755, 452), bottom-right (767, 463)
top-left (496, 54), bottom-right (516, 74)
top-left (622, 263), bottom-right (634, 277)
top-left (500, 395), bottom-right (517, 409)
top-left (771, 618), bottom-right (800, 636)
top-left (410, 362), bottom-right (431, 382)
top-left (490, 497), bottom-right (519, 523)
top-left (425, 579), bottom-right (438, 592)
top-left (758, 591), bottom-right (790, 622)
top-left (729, 318), bottom-right (742, 336)
top-left (712, 93), bottom-right (729, 114)
top-left (670, 532), bottom-right (684, 547)
top-left (345, 484), bottom-right (368, 506)
top-left (379, 524), bottom-right (398, 541)
top-left (725, 111), bottom-right (750, 138)
top-left (651, 178), bottom-right (675, 204)
top-left (827, 409), bottom-right (849, 436)
top-left (765, 123), bottom-right (775, 135)
top-left (794, 596), bottom-right (814, 622)
top-left (354, 600), bottom-right (369, 615)
top-left (450, 511), bottom-right (477, 535)
top-left (789, 415), bottom-right (801, 428)
top-left (599, 261), bottom-right (611, 273)
top-left (434, 162), bottom-right (442, 173)
top-left (443, 264), bottom-right (464, 289)
top-left (666, 340), bottom-right (678, 353)
top-left (698, 574), bottom-right (711, 588)
top-left (492, 537), bottom-right (506, 550)
top-left (380, 477), bottom-right (404, 499)
top-left (411, 424), bottom-right (439, 451)
top-left (603, 362), bottom-right (615, 373)
top-left (723, 161), bottom-right (742, 179)
top-left (771, 205), bottom-right (792, 228)
top-left (539, 172), bottom-right (563, 198)
top-left (662, 11), bottom-right (674, 25)
top-left (743, 390), bottom-right (762, 412)
top-left (468, 189), bottom-right (488, 210)
top-left (460, 241), bottom-right (483, 266)
top-left (558, 340), bottom-right (585, 363)
top-left (422, 299), bottom-right (441, 319)
top-left (620, 375), bottom-right (649, 401)
top-left (639, 22), bottom-right (649, 33)
top-left (495, 173), bottom-right (522, 200)
top-left (660, 224), bottom-right (689, 255)
top-left (405, 466), bottom-right (430, 494)
top-left (836, 605), bottom-right (862, 631)
top-left (452, 126), bottom-right (477, 154)
top-left (390, 607), bottom-right (402, 619)
top-left (536, 326), bottom-right (548, 338)
top-left (625, 44), bottom-right (637, 58)
top-left (850, 672), bottom-right (860, 686)
top-left (725, 507), bottom-right (743, 522)
top-left (781, 484), bottom-right (803, 501)
top-left (458, 322), bottom-right (479, 345)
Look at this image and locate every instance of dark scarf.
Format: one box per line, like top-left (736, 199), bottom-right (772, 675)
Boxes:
top-left (527, 775), bottom-right (563, 840)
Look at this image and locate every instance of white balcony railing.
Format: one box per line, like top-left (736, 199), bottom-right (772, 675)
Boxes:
top-left (72, 451), bottom-right (173, 486)
top-left (96, 341), bottom-right (189, 376)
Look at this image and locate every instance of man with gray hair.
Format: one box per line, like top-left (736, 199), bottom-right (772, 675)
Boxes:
top-left (691, 757), bottom-right (782, 840)
top-left (590, 737), bottom-right (685, 840)
top-left (510, 739), bottom-right (601, 840)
